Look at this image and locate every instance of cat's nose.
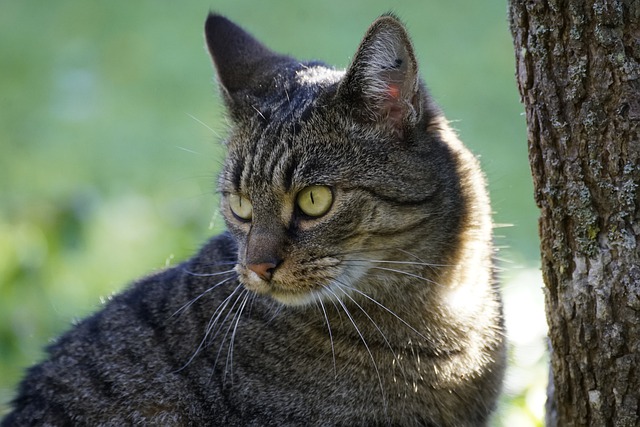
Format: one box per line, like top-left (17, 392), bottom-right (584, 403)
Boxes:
top-left (248, 261), bottom-right (279, 281)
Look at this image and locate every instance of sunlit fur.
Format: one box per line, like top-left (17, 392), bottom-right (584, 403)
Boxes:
top-left (2, 13), bottom-right (506, 426)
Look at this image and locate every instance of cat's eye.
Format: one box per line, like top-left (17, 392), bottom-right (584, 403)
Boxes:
top-left (296, 185), bottom-right (333, 218)
top-left (228, 194), bottom-right (253, 221)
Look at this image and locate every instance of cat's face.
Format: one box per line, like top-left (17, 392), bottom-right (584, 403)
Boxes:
top-left (207, 15), bottom-right (462, 306)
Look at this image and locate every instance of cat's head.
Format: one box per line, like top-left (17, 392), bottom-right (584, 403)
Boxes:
top-left (205, 14), bottom-right (465, 306)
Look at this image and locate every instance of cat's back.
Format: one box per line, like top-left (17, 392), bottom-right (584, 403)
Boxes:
top-left (2, 234), bottom-right (242, 425)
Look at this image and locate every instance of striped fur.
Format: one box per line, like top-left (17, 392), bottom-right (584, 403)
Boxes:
top-left (2, 13), bottom-right (506, 426)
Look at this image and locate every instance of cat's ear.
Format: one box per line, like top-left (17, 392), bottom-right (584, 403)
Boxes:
top-left (338, 15), bottom-right (422, 138)
top-left (204, 13), bottom-right (290, 104)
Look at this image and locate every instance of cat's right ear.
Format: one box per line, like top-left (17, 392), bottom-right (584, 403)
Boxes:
top-left (204, 13), bottom-right (290, 107)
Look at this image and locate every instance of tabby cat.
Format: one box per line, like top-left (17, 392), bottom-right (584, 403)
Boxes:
top-left (2, 13), bottom-right (506, 426)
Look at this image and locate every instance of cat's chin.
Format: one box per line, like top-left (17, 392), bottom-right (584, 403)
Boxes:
top-left (240, 280), bottom-right (330, 307)
top-left (269, 290), bottom-right (319, 307)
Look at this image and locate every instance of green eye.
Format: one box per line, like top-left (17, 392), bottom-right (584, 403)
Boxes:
top-left (228, 194), bottom-right (253, 221)
top-left (296, 185), bottom-right (333, 217)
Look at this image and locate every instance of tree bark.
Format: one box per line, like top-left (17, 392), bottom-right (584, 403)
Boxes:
top-left (508, 1), bottom-right (640, 426)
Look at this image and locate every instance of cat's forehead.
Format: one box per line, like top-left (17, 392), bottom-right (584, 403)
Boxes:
top-left (224, 118), bottom-right (348, 196)
top-left (222, 114), bottom-right (362, 200)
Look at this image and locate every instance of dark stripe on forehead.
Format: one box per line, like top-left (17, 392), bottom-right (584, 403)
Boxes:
top-left (231, 157), bottom-right (243, 190)
top-left (241, 132), bottom-right (285, 191)
top-left (241, 140), bottom-right (259, 190)
top-left (282, 158), bottom-right (297, 192)
top-left (265, 142), bottom-right (288, 186)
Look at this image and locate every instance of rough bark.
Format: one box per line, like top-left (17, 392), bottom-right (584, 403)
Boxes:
top-left (508, 1), bottom-right (640, 426)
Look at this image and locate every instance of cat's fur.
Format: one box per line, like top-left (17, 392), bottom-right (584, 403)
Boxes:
top-left (2, 13), bottom-right (506, 426)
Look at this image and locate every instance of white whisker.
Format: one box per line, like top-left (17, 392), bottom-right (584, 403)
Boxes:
top-left (182, 266), bottom-right (237, 277)
top-left (264, 301), bottom-right (285, 325)
top-left (336, 283), bottom-right (432, 343)
top-left (214, 288), bottom-right (249, 376)
top-left (323, 286), bottom-right (387, 411)
top-left (251, 105), bottom-right (267, 120)
top-left (176, 284), bottom-right (243, 372)
top-left (171, 272), bottom-right (236, 318)
top-left (333, 281), bottom-right (407, 381)
top-left (186, 112), bottom-right (223, 138)
top-left (368, 266), bottom-right (444, 287)
top-left (395, 248), bottom-right (428, 263)
top-left (225, 290), bottom-right (250, 384)
top-left (317, 297), bottom-right (337, 379)
top-left (346, 259), bottom-right (451, 268)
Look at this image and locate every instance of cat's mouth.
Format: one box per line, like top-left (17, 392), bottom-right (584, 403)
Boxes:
top-left (235, 258), bottom-right (369, 306)
top-left (236, 264), bottom-right (332, 306)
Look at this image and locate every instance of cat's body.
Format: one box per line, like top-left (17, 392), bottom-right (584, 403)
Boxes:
top-left (3, 13), bottom-right (506, 426)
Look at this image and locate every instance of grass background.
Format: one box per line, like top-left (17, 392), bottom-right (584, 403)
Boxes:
top-left (0, 1), bottom-right (546, 424)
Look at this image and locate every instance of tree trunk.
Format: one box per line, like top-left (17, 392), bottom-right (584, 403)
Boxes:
top-left (508, 1), bottom-right (640, 426)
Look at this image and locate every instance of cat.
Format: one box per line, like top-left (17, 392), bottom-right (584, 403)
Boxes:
top-left (2, 12), bottom-right (506, 426)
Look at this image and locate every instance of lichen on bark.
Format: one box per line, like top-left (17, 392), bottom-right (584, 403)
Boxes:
top-left (508, 0), bottom-right (640, 425)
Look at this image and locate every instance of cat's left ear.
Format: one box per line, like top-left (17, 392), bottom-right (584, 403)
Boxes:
top-left (338, 15), bottom-right (422, 139)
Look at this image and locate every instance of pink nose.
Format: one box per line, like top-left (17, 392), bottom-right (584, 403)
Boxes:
top-left (248, 262), bottom-right (278, 281)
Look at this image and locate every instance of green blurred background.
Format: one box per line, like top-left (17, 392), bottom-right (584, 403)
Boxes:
top-left (0, 0), bottom-right (546, 424)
